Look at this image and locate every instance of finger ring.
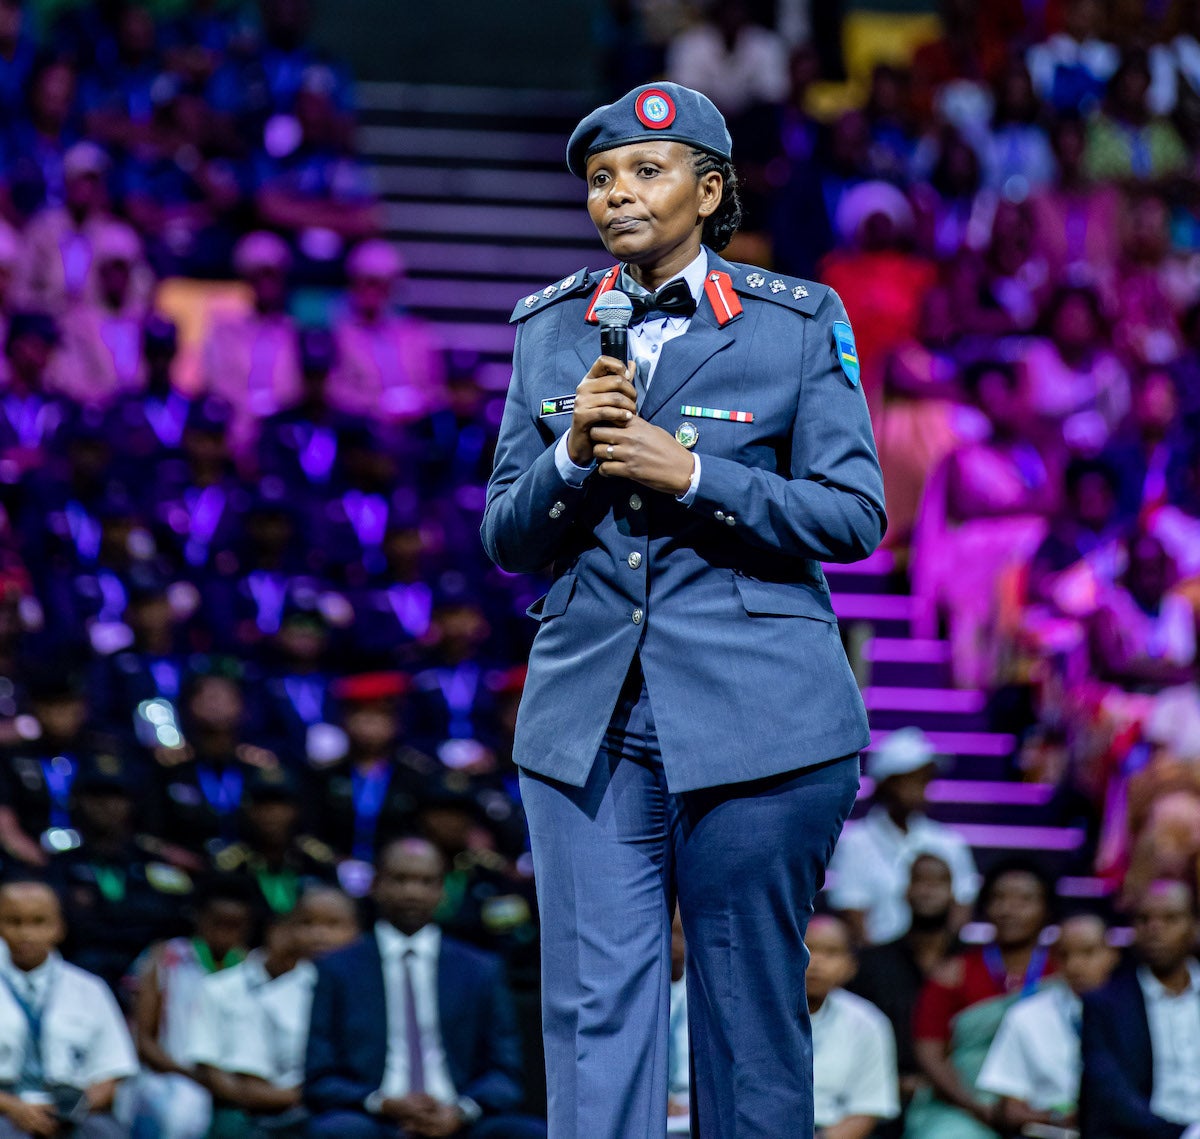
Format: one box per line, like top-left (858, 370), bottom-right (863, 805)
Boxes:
top-left (607, 444), bottom-right (615, 461)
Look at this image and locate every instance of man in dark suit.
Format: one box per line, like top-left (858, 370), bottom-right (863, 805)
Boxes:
top-left (1080, 879), bottom-right (1200, 1139)
top-left (304, 836), bottom-right (545, 1138)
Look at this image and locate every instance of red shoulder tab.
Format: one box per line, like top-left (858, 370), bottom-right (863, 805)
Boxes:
top-left (583, 266), bottom-right (622, 324)
top-left (704, 271), bottom-right (743, 326)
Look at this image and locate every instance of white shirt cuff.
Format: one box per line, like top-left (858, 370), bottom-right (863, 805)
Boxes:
top-left (675, 453), bottom-right (701, 506)
top-left (554, 432), bottom-right (594, 485)
top-left (1181, 1125), bottom-right (1200, 1139)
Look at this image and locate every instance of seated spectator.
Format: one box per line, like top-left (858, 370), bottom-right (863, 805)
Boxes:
top-left (0, 0), bottom-right (36, 125)
top-left (1024, 285), bottom-right (1130, 460)
top-left (973, 56), bottom-right (1057, 197)
top-left (1085, 50), bottom-right (1189, 185)
top-left (828, 728), bottom-right (979, 945)
top-left (0, 879), bottom-right (137, 1139)
top-left (663, 0), bottom-right (788, 119)
top-left (1080, 879), bottom-right (1200, 1137)
top-left (258, 326), bottom-right (363, 491)
top-left (1114, 191), bottom-right (1197, 367)
top-left (1102, 369), bottom-right (1193, 524)
top-left (907, 858), bottom-right (1057, 1139)
top-left (2, 58), bottom-right (82, 223)
top-left (0, 667), bottom-right (96, 868)
top-left (1026, 456), bottom-right (1124, 612)
top-left (187, 888), bottom-right (359, 1139)
top-left (118, 78), bottom-right (244, 280)
top-left (48, 748), bottom-right (196, 992)
top-left (79, 2), bottom-right (161, 153)
top-left (978, 913), bottom-right (1118, 1134)
top-left (151, 671), bottom-right (280, 856)
top-left (850, 852), bottom-right (963, 1116)
top-left (1029, 114), bottom-right (1121, 282)
top-left (52, 222), bottom-right (152, 407)
top-left (125, 875), bottom-right (258, 1139)
top-left (0, 313), bottom-right (67, 484)
top-left (909, 125), bottom-right (991, 258)
top-left (14, 142), bottom-right (113, 314)
top-left (310, 673), bottom-right (436, 878)
top-left (819, 181), bottom-right (938, 411)
top-left (211, 766), bottom-right (338, 916)
top-left (201, 232), bottom-right (301, 457)
top-left (1091, 532), bottom-right (1196, 692)
top-left (330, 240), bottom-right (447, 424)
top-left (1026, 0), bottom-right (1118, 114)
top-left (806, 915), bottom-right (901, 1139)
top-left (254, 69), bottom-right (379, 283)
top-left (304, 836), bottom-right (545, 1138)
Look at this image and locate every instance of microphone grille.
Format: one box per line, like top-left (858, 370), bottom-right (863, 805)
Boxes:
top-left (595, 289), bottom-right (633, 329)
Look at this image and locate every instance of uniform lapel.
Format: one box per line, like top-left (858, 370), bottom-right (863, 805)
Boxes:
top-left (638, 293), bottom-right (734, 422)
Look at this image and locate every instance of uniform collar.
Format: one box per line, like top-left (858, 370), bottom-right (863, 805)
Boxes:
top-left (618, 247), bottom-right (708, 305)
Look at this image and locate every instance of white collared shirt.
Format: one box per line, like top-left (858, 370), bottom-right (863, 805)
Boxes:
top-left (185, 952), bottom-right (317, 1088)
top-left (810, 988), bottom-right (900, 1127)
top-left (1139, 961), bottom-right (1200, 1128)
top-left (978, 981), bottom-right (1081, 1112)
top-left (0, 951), bottom-right (137, 1090)
top-left (554, 250), bottom-right (707, 504)
top-left (374, 921), bottom-right (457, 1104)
top-left (826, 806), bottom-right (980, 944)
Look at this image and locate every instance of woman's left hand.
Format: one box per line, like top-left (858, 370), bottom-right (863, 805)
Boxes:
top-left (591, 418), bottom-right (695, 496)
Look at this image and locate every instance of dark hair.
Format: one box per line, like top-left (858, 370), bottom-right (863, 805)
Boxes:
top-left (691, 149), bottom-right (742, 252)
top-left (977, 855), bottom-right (1058, 923)
top-left (193, 872), bottom-right (260, 915)
top-left (961, 358), bottom-right (1019, 399)
top-left (1064, 455), bottom-right (1119, 497)
top-left (1039, 283), bottom-right (1105, 340)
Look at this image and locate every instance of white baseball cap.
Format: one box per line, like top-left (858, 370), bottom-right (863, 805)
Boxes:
top-left (870, 727), bottom-right (939, 782)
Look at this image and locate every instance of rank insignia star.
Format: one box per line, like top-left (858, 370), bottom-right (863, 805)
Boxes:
top-left (559, 275), bottom-right (577, 290)
top-left (524, 295), bottom-right (538, 308)
top-left (792, 285), bottom-right (809, 300)
top-left (746, 273), bottom-right (765, 288)
top-left (542, 285), bottom-right (558, 298)
top-left (769, 279), bottom-right (786, 293)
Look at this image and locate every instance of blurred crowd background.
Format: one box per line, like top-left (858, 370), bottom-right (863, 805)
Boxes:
top-left (0, 0), bottom-right (1195, 1136)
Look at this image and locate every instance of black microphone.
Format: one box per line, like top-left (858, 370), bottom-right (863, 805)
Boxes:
top-left (595, 289), bottom-right (634, 363)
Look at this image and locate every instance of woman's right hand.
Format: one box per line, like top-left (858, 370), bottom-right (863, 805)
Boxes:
top-left (567, 357), bottom-right (637, 467)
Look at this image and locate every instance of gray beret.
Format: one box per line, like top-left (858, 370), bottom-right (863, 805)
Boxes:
top-left (566, 82), bottom-right (733, 179)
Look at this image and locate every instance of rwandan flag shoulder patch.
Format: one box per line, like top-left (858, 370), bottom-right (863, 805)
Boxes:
top-left (831, 321), bottom-right (860, 387)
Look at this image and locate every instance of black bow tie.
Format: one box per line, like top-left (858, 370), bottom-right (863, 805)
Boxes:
top-left (628, 279), bottom-right (697, 324)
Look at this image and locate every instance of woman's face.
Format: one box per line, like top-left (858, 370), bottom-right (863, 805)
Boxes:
top-left (984, 870), bottom-right (1048, 947)
top-left (585, 141), bottom-right (720, 270)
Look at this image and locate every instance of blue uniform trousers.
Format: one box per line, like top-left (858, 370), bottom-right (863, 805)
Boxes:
top-left (520, 662), bottom-right (860, 1139)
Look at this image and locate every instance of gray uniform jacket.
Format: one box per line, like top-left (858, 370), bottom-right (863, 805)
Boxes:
top-left (481, 247), bottom-right (886, 792)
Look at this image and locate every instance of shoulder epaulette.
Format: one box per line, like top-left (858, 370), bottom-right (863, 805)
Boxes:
top-left (729, 265), bottom-right (828, 317)
top-left (509, 268), bottom-right (593, 323)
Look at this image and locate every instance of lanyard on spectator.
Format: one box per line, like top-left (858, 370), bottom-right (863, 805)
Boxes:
top-left (256, 868), bottom-right (299, 915)
top-left (91, 864), bottom-right (126, 904)
top-left (983, 943), bottom-right (1049, 999)
top-left (191, 938), bottom-right (246, 975)
top-left (197, 763), bottom-right (244, 816)
top-left (350, 762), bottom-right (391, 861)
top-left (40, 756), bottom-right (77, 829)
top-left (0, 962), bottom-right (54, 1093)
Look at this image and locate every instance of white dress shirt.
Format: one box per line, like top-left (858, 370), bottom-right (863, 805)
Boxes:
top-left (810, 988), bottom-right (900, 1128)
top-left (554, 250), bottom-right (707, 505)
top-left (374, 922), bottom-right (458, 1105)
top-left (1139, 962), bottom-right (1200, 1133)
top-left (0, 951), bottom-right (137, 1091)
top-left (186, 952), bottom-right (317, 1088)
top-left (826, 806), bottom-right (980, 944)
top-left (977, 982), bottom-right (1081, 1112)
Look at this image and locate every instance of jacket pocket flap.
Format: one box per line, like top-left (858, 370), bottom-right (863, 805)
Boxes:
top-left (734, 575), bottom-right (837, 622)
top-left (526, 573), bottom-right (577, 621)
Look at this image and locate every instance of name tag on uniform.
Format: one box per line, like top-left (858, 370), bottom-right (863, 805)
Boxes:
top-left (539, 395), bottom-right (576, 418)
